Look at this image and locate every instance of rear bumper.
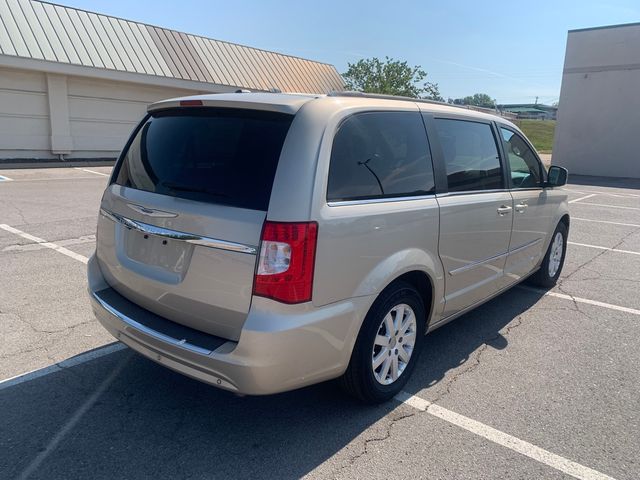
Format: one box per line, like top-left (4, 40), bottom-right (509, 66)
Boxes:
top-left (88, 254), bottom-right (373, 395)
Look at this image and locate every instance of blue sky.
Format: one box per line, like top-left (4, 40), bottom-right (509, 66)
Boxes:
top-left (54, 0), bottom-right (640, 104)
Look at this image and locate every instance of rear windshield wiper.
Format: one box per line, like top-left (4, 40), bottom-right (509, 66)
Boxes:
top-left (161, 181), bottom-right (229, 197)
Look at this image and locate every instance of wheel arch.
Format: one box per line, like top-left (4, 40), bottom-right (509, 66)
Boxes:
top-left (350, 248), bottom-right (444, 327)
top-left (386, 270), bottom-right (435, 330)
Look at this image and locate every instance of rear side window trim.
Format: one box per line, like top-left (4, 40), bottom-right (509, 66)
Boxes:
top-left (328, 193), bottom-right (436, 207)
top-left (110, 113), bottom-right (150, 185)
top-left (435, 188), bottom-right (510, 198)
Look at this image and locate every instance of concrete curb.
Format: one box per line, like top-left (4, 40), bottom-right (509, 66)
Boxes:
top-left (0, 159), bottom-right (116, 169)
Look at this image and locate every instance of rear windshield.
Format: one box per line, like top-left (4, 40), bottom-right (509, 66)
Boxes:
top-left (113, 108), bottom-right (293, 211)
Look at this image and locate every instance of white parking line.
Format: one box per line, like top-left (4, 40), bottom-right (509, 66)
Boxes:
top-left (0, 343), bottom-right (126, 391)
top-left (394, 392), bottom-right (616, 480)
top-left (16, 353), bottom-right (130, 480)
top-left (568, 193), bottom-right (598, 204)
top-left (0, 174), bottom-right (13, 181)
top-left (2, 234), bottom-right (95, 253)
top-left (604, 193), bottom-right (640, 199)
top-left (576, 202), bottom-right (640, 211)
top-left (0, 224), bottom-right (89, 264)
top-left (1, 341), bottom-right (621, 480)
top-left (563, 188), bottom-right (640, 198)
top-left (519, 285), bottom-right (640, 316)
top-left (74, 167), bottom-right (110, 177)
top-left (572, 217), bottom-right (640, 228)
top-left (0, 221), bottom-right (632, 480)
top-left (568, 241), bottom-right (640, 256)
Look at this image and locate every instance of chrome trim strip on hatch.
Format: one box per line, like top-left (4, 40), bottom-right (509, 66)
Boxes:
top-left (90, 290), bottom-right (213, 355)
top-left (99, 208), bottom-right (258, 255)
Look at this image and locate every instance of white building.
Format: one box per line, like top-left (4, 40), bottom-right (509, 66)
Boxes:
top-left (553, 22), bottom-right (640, 179)
top-left (0, 0), bottom-right (344, 160)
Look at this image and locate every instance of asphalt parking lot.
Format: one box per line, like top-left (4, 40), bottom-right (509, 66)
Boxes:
top-left (1, 167), bottom-right (639, 480)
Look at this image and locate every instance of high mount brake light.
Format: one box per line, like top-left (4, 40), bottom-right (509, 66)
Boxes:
top-left (179, 100), bottom-right (203, 106)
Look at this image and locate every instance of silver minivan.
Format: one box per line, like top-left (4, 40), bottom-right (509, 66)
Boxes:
top-left (88, 92), bottom-right (569, 403)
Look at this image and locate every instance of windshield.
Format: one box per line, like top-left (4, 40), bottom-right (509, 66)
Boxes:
top-left (113, 107), bottom-right (293, 211)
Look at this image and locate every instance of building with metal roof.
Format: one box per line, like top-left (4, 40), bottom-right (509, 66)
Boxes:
top-left (0, 0), bottom-right (344, 160)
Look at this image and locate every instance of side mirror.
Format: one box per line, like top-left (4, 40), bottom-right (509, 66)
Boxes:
top-left (546, 166), bottom-right (568, 187)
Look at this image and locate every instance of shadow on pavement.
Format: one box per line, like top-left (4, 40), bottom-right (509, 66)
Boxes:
top-left (0, 288), bottom-right (544, 480)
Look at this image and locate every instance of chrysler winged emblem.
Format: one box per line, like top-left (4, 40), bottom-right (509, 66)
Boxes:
top-left (126, 203), bottom-right (178, 218)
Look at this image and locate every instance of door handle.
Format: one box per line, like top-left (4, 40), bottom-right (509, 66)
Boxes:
top-left (497, 205), bottom-right (512, 216)
top-left (515, 202), bottom-right (528, 213)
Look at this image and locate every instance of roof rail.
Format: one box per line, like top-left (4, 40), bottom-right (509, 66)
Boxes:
top-left (327, 90), bottom-right (459, 108)
top-left (326, 91), bottom-right (513, 122)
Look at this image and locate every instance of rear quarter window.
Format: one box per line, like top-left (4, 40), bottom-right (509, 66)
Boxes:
top-left (327, 111), bottom-right (435, 202)
top-left (114, 108), bottom-right (293, 211)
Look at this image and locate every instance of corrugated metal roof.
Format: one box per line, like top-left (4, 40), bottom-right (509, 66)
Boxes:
top-left (0, 0), bottom-right (345, 93)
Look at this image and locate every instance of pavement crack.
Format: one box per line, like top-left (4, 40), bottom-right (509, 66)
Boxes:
top-left (35, 319), bottom-right (94, 335)
top-left (0, 310), bottom-right (95, 367)
top-left (431, 314), bottom-right (527, 405)
top-left (11, 311), bottom-right (94, 335)
top-left (0, 197), bottom-right (29, 225)
top-left (560, 227), bottom-right (639, 287)
top-left (2, 234), bottom-right (96, 253)
top-left (337, 410), bottom-right (416, 476)
top-left (551, 227), bottom-right (640, 321)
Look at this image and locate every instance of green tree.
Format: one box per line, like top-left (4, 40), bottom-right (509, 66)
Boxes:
top-left (453, 93), bottom-right (495, 108)
top-left (342, 56), bottom-right (442, 101)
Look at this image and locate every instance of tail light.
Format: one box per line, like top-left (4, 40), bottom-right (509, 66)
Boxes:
top-left (253, 221), bottom-right (318, 304)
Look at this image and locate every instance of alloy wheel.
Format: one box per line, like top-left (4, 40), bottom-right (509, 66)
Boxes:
top-left (371, 303), bottom-right (417, 385)
top-left (548, 231), bottom-right (564, 277)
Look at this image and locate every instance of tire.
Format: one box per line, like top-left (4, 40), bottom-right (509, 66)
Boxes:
top-left (339, 281), bottom-right (426, 403)
top-left (528, 222), bottom-right (568, 288)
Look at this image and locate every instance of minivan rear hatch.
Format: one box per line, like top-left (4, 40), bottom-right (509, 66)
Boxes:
top-left (96, 106), bottom-right (294, 341)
